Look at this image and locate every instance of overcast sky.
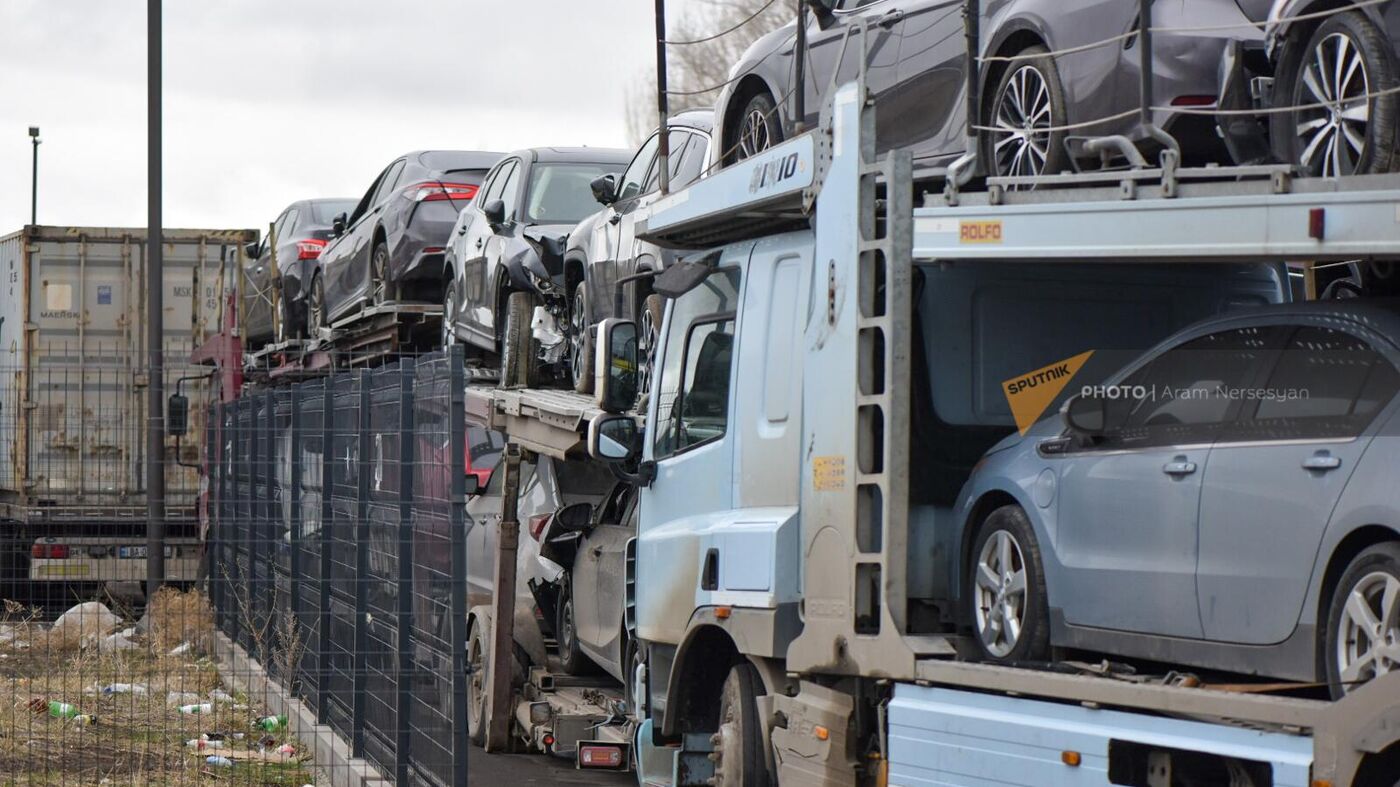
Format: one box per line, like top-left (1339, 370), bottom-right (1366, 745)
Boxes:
top-left (0, 1), bottom-right (704, 232)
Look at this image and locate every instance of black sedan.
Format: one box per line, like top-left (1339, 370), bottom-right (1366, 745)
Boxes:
top-left (241, 197), bottom-right (356, 343)
top-left (442, 146), bottom-right (630, 386)
top-left (313, 150), bottom-right (501, 329)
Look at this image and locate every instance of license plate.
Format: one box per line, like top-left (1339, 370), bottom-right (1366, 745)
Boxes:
top-left (119, 546), bottom-right (147, 559)
top-left (37, 564), bottom-right (89, 577)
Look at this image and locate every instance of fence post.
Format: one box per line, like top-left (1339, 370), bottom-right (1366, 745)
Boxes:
top-left (233, 401), bottom-right (247, 648)
top-left (289, 384), bottom-right (303, 689)
top-left (395, 357), bottom-right (415, 784)
top-left (351, 370), bottom-right (370, 757)
top-left (317, 376), bottom-right (333, 722)
top-left (211, 403), bottom-right (224, 631)
top-left (448, 347), bottom-right (469, 787)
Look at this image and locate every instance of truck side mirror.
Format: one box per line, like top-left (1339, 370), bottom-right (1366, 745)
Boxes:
top-left (595, 318), bottom-right (639, 413)
top-left (167, 393), bottom-right (189, 437)
top-left (590, 173), bottom-right (619, 206)
top-left (589, 415), bottom-right (639, 463)
top-left (1062, 394), bottom-right (1106, 436)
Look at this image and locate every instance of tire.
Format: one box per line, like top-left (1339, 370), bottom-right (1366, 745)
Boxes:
top-left (277, 291), bottom-right (305, 343)
top-left (1274, 11), bottom-right (1399, 177)
top-left (442, 282), bottom-right (457, 349)
top-left (466, 619), bottom-right (487, 746)
top-left (727, 91), bottom-right (784, 166)
top-left (500, 290), bottom-right (539, 388)
top-left (638, 293), bottom-right (663, 400)
top-left (370, 241), bottom-right (395, 305)
top-left (622, 636), bottom-right (644, 715)
top-left (308, 273), bottom-right (327, 336)
top-left (712, 662), bottom-right (773, 787)
top-left (555, 577), bottom-right (596, 675)
top-left (984, 45), bottom-right (1070, 181)
top-left (1324, 542), bottom-right (1400, 699)
top-left (967, 505), bottom-right (1050, 662)
top-left (570, 281), bottom-right (594, 394)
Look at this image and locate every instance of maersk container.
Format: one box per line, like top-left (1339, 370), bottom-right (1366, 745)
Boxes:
top-left (0, 225), bottom-right (255, 549)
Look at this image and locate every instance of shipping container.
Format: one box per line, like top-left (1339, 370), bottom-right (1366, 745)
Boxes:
top-left (0, 225), bottom-right (256, 598)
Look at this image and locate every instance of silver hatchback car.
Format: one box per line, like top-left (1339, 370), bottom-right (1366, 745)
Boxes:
top-left (955, 300), bottom-right (1400, 697)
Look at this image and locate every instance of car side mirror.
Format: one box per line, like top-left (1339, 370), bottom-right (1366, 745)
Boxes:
top-left (1062, 393), bottom-right (1106, 436)
top-left (484, 199), bottom-right (506, 228)
top-left (332, 212), bottom-right (348, 237)
top-left (807, 0), bottom-right (836, 28)
top-left (463, 472), bottom-right (481, 496)
top-left (591, 173), bottom-right (619, 206)
top-left (167, 393), bottom-right (189, 438)
top-left (589, 415), bottom-right (640, 464)
top-left (554, 501), bottom-right (595, 532)
top-left (243, 241), bottom-right (262, 259)
top-left (595, 318), bottom-right (639, 413)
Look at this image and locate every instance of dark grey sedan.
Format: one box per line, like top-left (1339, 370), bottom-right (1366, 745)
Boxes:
top-left (241, 198), bottom-right (356, 344)
top-left (716, 0), bottom-right (1268, 177)
top-left (314, 150), bottom-right (501, 329)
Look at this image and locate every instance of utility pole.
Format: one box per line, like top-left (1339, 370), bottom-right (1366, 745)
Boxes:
top-left (28, 127), bottom-right (40, 226)
top-left (146, 0), bottom-right (166, 598)
top-left (654, 0), bottom-right (670, 195)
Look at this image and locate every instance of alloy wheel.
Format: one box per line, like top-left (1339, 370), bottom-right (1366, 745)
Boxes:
top-left (309, 277), bottom-right (325, 333)
top-left (442, 290), bottom-right (456, 347)
top-left (570, 287), bottom-right (587, 389)
top-left (560, 597), bottom-right (576, 655)
top-left (1295, 32), bottom-right (1371, 177)
top-left (638, 301), bottom-right (657, 398)
top-left (466, 627), bottom-right (485, 731)
top-left (372, 245), bottom-right (389, 304)
top-left (1336, 570), bottom-right (1400, 690)
top-left (974, 530), bottom-right (1029, 658)
top-left (739, 107), bottom-right (772, 159)
top-left (992, 65), bottom-right (1054, 180)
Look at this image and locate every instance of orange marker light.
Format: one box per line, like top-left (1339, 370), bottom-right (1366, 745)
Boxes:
top-left (1312, 781), bottom-right (1333, 787)
top-left (1061, 751), bottom-right (1081, 767)
top-left (814, 725), bottom-right (829, 741)
top-left (715, 606), bottom-right (732, 620)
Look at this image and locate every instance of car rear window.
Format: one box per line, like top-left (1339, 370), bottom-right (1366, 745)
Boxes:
top-left (420, 151), bottom-right (499, 172)
top-left (525, 163), bottom-right (617, 224)
top-left (442, 169), bottom-right (488, 187)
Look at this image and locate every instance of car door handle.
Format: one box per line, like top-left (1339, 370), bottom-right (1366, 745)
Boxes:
top-left (1162, 459), bottom-right (1197, 476)
top-left (1303, 452), bottom-right (1342, 471)
top-left (878, 8), bottom-right (904, 28)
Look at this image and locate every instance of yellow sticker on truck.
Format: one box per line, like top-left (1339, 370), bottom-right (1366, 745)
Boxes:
top-left (959, 220), bottom-right (1003, 244)
top-left (812, 455), bottom-right (847, 492)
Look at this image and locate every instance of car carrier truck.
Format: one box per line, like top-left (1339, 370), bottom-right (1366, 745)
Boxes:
top-left (0, 225), bottom-right (254, 611)
top-left (464, 73), bottom-right (1400, 786)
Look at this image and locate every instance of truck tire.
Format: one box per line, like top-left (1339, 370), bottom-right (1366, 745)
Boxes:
top-left (713, 662), bottom-right (773, 787)
top-left (500, 291), bottom-right (539, 388)
top-left (1324, 542), bottom-right (1400, 699)
top-left (571, 282), bottom-right (594, 394)
top-left (467, 618), bottom-right (488, 746)
top-left (967, 505), bottom-right (1050, 663)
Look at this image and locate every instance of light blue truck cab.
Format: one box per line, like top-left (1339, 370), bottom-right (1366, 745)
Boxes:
top-left (583, 80), bottom-right (1400, 786)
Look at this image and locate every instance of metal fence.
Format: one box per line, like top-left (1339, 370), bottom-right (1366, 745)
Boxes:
top-left (209, 348), bottom-right (470, 786)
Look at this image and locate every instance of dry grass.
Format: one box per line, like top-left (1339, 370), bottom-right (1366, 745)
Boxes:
top-left (0, 590), bottom-right (314, 786)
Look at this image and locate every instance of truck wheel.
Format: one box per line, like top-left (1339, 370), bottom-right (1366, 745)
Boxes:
top-left (500, 291), bottom-right (539, 388)
top-left (570, 282), bottom-right (594, 394)
top-left (466, 619), bottom-right (488, 746)
top-left (638, 293), bottom-right (663, 400)
top-left (555, 578), bottom-right (596, 675)
top-left (968, 505), bottom-right (1050, 663)
top-left (1325, 542), bottom-right (1400, 699)
top-left (713, 662), bottom-right (773, 787)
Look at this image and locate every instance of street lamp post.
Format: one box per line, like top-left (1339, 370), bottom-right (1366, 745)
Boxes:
top-left (28, 126), bottom-right (40, 226)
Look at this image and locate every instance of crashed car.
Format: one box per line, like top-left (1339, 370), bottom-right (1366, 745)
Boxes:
top-left (441, 146), bottom-right (630, 384)
top-left (562, 110), bottom-right (712, 393)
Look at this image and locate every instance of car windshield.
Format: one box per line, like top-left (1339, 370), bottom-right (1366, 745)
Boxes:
top-left (524, 162), bottom-right (616, 224)
top-left (306, 200), bottom-right (357, 228)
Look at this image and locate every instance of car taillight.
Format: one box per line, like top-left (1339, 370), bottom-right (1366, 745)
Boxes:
top-left (528, 513), bottom-right (552, 542)
top-left (32, 544), bottom-right (70, 559)
top-left (1171, 95), bottom-right (1216, 107)
top-left (296, 239), bottom-right (327, 260)
top-left (404, 181), bottom-right (478, 203)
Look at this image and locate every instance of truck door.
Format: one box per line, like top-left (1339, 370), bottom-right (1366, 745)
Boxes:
top-left (637, 258), bottom-right (748, 648)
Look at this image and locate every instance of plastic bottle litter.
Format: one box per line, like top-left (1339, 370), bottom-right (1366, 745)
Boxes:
top-left (72, 714), bottom-right (97, 726)
top-left (30, 699), bottom-right (80, 719)
top-left (208, 688), bottom-right (235, 703)
top-left (276, 743), bottom-right (296, 756)
top-left (168, 642), bottom-right (192, 656)
top-left (254, 714), bottom-right (287, 732)
top-left (204, 755), bottom-right (233, 768)
top-left (99, 683), bottom-right (147, 695)
top-left (186, 738), bottom-right (227, 750)
top-left (167, 691), bottom-right (201, 707)
top-left (177, 703), bottom-right (213, 715)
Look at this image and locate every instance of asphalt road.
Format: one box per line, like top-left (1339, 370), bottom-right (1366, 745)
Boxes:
top-left (467, 750), bottom-right (634, 785)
